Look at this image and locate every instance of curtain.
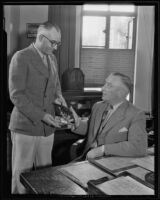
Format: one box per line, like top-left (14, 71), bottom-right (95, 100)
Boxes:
top-left (133, 6), bottom-right (155, 113)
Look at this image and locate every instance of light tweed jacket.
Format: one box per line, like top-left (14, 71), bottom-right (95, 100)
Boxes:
top-left (74, 100), bottom-right (148, 157)
top-left (9, 44), bottom-right (62, 136)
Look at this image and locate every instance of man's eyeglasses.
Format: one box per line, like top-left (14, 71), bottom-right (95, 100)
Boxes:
top-left (42, 34), bottom-right (61, 47)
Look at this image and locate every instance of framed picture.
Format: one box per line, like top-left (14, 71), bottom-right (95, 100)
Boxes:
top-left (26, 23), bottom-right (41, 38)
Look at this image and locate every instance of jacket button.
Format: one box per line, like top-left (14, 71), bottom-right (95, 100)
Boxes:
top-left (44, 109), bottom-right (46, 112)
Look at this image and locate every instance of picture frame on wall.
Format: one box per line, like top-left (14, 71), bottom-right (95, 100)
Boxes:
top-left (26, 23), bottom-right (41, 38)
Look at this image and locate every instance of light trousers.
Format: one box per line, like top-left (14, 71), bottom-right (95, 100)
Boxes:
top-left (11, 132), bottom-right (54, 194)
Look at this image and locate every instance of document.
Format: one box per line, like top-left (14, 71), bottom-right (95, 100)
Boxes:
top-left (58, 161), bottom-right (113, 188)
top-left (92, 156), bottom-right (136, 172)
top-left (97, 176), bottom-right (154, 195)
top-left (115, 166), bottom-right (150, 181)
top-left (131, 156), bottom-right (154, 172)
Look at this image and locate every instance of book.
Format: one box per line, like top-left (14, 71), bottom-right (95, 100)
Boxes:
top-left (58, 161), bottom-right (114, 189)
top-left (94, 176), bottom-right (154, 195)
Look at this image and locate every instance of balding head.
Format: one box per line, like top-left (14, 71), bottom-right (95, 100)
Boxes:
top-left (35, 21), bottom-right (61, 55)
top-left (37, 21), bottom-right (61, 39)
top-left (102, 72), bottom-right (133, 105)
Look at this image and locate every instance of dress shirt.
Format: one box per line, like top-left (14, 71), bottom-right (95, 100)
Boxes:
top-left (33, 43), bottom-right (48, 68)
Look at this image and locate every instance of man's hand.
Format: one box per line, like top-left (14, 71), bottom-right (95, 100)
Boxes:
top-left (42, 113), bottom-right (62, 128)
top-left (86, 145), bottom-right (105, 159)
top-left (70, 106), bottom-right (80, 130)
top-left (55, 95), bottom-right (67, 107)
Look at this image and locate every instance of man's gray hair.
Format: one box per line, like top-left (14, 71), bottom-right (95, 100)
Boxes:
top-left (111, 72), bottom-right (133, 93)
top-left (37, 21), bottom-right (61, 36)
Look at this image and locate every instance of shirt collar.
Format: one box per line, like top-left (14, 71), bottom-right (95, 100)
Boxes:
top-left (33, 43), bottom-right (44, 59)
top-left (112, 101), bottom-right (123, 111)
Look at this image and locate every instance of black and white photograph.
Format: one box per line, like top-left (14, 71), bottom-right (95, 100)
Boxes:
top-left (1, 1), bottom-right (159, 198)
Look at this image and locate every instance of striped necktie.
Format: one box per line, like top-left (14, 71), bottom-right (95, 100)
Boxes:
top-left (46, 55), bottom-right (51, 73)
top-left (98, 104), bottom-right (113, 134)
top-left (90, 104), bottom-right (113, 149)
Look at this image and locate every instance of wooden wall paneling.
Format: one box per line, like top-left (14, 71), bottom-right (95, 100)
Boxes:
top-left (48, 5), bottom-right (76, 80)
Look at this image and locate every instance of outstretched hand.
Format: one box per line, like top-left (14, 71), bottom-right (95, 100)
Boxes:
top-left (42, 113), bottom-right (63, 128)
top-left (70, 106), bottom-right (80, 130)
top-left (55, 95), bottom-right (67, 107)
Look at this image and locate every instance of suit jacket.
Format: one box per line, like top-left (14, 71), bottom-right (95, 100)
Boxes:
top-left (9, 44), bottom-right (62, 136)
top-left (74, 100), bottom-right (148, 157)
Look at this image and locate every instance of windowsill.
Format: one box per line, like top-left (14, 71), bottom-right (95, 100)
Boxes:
top-left (84, 87), bottom-right (102, 92)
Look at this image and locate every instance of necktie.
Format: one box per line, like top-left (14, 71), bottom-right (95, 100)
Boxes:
top-left (90, 104), bottom-right (113, 149)
top-left (99, 104), bottom-right (113, 129)
top-left (46, 55), bottom-right (51, 73)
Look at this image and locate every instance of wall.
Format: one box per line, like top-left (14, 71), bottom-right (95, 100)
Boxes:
top-left (4, 6), bottom-right (20, 59)
top-left (19, 5), bottom-right (48, 49)
top-left (4, 5), bottom-right (48, 57)
top-left (133, 6), bottom-right (154, 113)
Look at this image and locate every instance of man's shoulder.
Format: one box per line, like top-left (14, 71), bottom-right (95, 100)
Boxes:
top-left (126, 101), bottom-right (145, 116)
top-left (92, 101), bottom-right (105, 110)
top-left (13, 44), bottom-right (34, 58)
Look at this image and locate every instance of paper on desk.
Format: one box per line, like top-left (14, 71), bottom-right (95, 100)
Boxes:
top-left (115, 166), bottom-right (150, 181)
top-left (59, 162), bottom-right (113, 188)
top-left (98, 176), bottom-right (154, 195)
top-left (131, 156), bottom-right (154, 172)
top-left (94, 156), bottom-right (136, 172)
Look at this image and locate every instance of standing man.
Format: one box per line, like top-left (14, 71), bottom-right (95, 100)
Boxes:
top-left (9, 22), bottom-right (66, 194)
top-left (70, 72), bottom-right (148, 160)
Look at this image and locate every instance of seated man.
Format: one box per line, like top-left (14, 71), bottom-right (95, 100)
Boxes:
top-left (70, 72), bottom-right (148, 160)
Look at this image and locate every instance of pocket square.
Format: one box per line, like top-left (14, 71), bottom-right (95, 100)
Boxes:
top-left (119, 127), bottom-right (128, 133)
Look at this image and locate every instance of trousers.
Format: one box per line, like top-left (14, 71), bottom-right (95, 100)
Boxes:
top-left (11, 132), bottom-right (54, 194)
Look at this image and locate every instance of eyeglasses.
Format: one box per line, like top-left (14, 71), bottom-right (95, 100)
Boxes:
top-left (42, 34), bottom-right (61, 47)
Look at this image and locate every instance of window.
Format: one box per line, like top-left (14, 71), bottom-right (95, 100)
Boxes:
top-left (109, 16), bottom-right (134, 49)
top-left (81, 4), bottom-right (136, 49)
top-left (82, 16), bottom-right (106, 47)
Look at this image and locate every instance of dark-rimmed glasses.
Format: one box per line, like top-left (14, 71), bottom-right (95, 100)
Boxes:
top-left (42, 34), bottom-right (61, 47)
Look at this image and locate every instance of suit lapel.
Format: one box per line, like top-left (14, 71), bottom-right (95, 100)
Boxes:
top-left (29, 44), bottom-right (49, 78)
top-left (86, 102), bottom-right (109, 148)
top-left (99, 101), bottom-right (129, 136)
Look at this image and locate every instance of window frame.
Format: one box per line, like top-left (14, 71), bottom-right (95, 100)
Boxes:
top-left (81, 6), bottom-right (137, 50)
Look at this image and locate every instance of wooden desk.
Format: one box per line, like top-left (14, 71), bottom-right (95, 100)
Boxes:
top-left (20, 165), bottom-right (87, 195)
top-left (20, 154), bottom-right (154, 195)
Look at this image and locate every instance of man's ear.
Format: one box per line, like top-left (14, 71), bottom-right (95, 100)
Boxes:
top-left (118, 88), bottom-right (126, 98)
top-left (39, 34), bottom-right (43, 41)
